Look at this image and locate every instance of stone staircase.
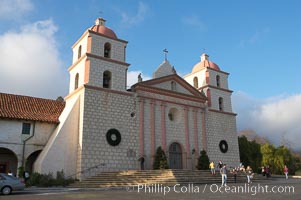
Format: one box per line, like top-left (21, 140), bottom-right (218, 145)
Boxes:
top-left (70, 170), bottom-right (270, 188)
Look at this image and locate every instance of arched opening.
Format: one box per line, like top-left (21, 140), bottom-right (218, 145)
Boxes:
top-left (104, 42), bottom-right (111, 58)
top-left (103, 70), bottom-right (112, 88)
top-left (169, 143), bottom-right (182, 169)
top-left (74, 73), bottom-right (79, 90)
top-left (78, 45), bottom-right (82, 59)
top-left (216, 75), bottom-right (220, 87)
top-left (171, 81), bottom-right (176, 91)
top-left (25, 150), bottom-right (42, 173)
top-left (193, 77), bottom-right (198, 88)
top-left (0, 148), bottom-right (18, 175)
top-left (219, 97), bottom-right (224, 111)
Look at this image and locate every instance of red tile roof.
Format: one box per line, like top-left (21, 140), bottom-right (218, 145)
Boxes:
top-left (0, 93), bottom-right (65, 123)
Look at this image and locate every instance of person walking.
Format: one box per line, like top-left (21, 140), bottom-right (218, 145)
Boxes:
top-left (261, 166), bottom-right (266, 176)
top-left (218, 160), bottom-right (223, 169)
top-left (209, 161), bottom-right (215, 175)
top-left (220, 164), bottom-right (228, 186)
top-left (265, 166), bottom-right (270, 178)
top-left (284, 165), bottom-right (289, 179)
top-left (246, 166), bottom-right (253, 184)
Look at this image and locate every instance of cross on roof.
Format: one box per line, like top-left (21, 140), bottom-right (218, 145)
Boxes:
top-left (163, 48), bottom-right (168, 61)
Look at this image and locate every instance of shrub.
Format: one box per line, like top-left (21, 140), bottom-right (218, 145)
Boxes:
top-left (196, 150), bottom-right (210, 170)
top-left (18, 166), bottom-right (24, 178)
top-left (153, 146), bottom-right (169, 169)
top-left (26, 170), bottom-right (75, 187)
top-left (26, 172), bottom-right (41, 186)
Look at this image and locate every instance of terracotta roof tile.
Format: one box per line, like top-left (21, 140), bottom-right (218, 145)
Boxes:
top-left (0, 93), bottom-right (65, 123)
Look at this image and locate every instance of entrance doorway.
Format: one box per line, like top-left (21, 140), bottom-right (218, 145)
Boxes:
top-left (0, 164), bottom-right (7, 173)
top-left (169, 143), bottom-right (182, 169)
top-left (0, 148), bottom-right (18, 175)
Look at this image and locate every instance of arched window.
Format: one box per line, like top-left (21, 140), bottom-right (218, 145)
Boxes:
top-left (216, 75), bottom-right (220, 87)
top-left (218, 97), bottom-right (224, 111)
top-left (103, 71), bottom-right (112, 88)
top-left (78, 45), bottom-right (82, 59)
top-left (193, 77), bottom-right (198, 88)
top-left (104, 42), bottom-right (111, 58)
top-left (74, 73), bottom-right (79, 90)
top-left (171, 81), bottom-right (176, 91)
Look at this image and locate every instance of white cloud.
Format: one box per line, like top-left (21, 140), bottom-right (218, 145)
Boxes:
top-left (120, 2), bottom-right (148, 28)
top-left (233, 91), bottom-right (301, 150)
top-left (0, 0), bottom-right (34, 20)
top-left (239, 27), bottom-right (270, 47)
top-left (0, 19), bottom-right (68, 99)
top-left (182, 15), bottom-right (206, 31)
top-left (127, 70), bottom-right (151, 88)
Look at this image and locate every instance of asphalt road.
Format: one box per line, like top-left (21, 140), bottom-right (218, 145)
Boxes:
top-left (1, 178), bottom-right (300, 200)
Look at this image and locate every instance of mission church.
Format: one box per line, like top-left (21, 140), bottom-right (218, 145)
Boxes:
top-left (0, 18), bottom-right (240, 179)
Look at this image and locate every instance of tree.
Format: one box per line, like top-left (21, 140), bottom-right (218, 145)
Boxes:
top-left (273, 146), bottom-right (295, 174)
top-left (196, 150), bottom-right (210, 170)
top-left (261, 143), bottom-right (275, 168)
top-left (153, 146), bottom-right (169, 169)
top-left (238, 136), bottom-right (262, 172)
top-left (238, 136), bottom-right (251, 166)
top-left (56, 96), bottom-right (64, 102)
top-left (261, 144), bottom-right (297, 175)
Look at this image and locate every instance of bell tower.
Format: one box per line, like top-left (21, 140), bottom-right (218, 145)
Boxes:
top-left (68, 18), bottom-right (130, 93)
top-left (184, 53), bottom-right (234, 113)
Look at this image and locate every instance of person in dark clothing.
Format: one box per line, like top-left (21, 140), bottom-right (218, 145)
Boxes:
top-left (231, 167), bottom-right (238, 183)
top-left (218, 160), bottom-right (223, 169)
top-left (23, 171), bottom-right (30, 184)
top-left (265, 166), bottom-right (270, 178)
top-left (139, 157), bottom-right (145, 170)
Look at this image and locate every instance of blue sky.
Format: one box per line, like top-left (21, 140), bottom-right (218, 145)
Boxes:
top-left (0, 0), bottom-right (301, 150)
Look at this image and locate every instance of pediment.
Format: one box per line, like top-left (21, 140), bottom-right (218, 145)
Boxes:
top-left (132, 74), bottom-right (207, 101)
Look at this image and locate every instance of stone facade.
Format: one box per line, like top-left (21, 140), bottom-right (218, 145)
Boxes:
top-left (33, 18), bottom-right (240, 180)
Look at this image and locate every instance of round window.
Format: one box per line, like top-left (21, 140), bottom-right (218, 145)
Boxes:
top-left (106, 129), bottom-right (121, 146)
top-left (219, 140), bottom-right (228, 153)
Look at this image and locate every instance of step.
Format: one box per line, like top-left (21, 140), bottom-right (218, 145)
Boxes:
top-left (69, 170), bottom-right (272, 188)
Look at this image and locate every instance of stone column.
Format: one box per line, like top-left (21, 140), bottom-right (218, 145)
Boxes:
top-left (193, 109), bottom-right (199, 169)
top-left (17, 157), bottom-right (23, 178)
top-left (184, 106), bottom-right (191, 169)
top-left (201, 110), bottom-right (208, 151)
top-left (150, 100), bottom-right (156, 166)
top-left (160, 102), bottom-right (167, 152)
top-left (139, 98), bottom-right (144, 157)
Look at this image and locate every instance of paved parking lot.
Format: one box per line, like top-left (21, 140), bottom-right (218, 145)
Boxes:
top-left (1, 178), bottom-right (300, 200)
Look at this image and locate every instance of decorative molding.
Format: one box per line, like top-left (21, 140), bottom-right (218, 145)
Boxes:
top-left (199, 85), bottom-right (233, 93)
top-left (68, 55), bottom-right (87, 71)
top-left (88, 30), bottom-right (128, 44)
top-left (137, 95), bottom-right (205, 109)
top-left (84, 85), bottom-right (133, 96)
top-left (134, 74), bottom-right (207, 99)
top-left (136, 85), bottom-right (206, 103)
top-left (86, 53), bottom-right (130, 67)
top-left (208, 109), bottom-right (237, 116)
